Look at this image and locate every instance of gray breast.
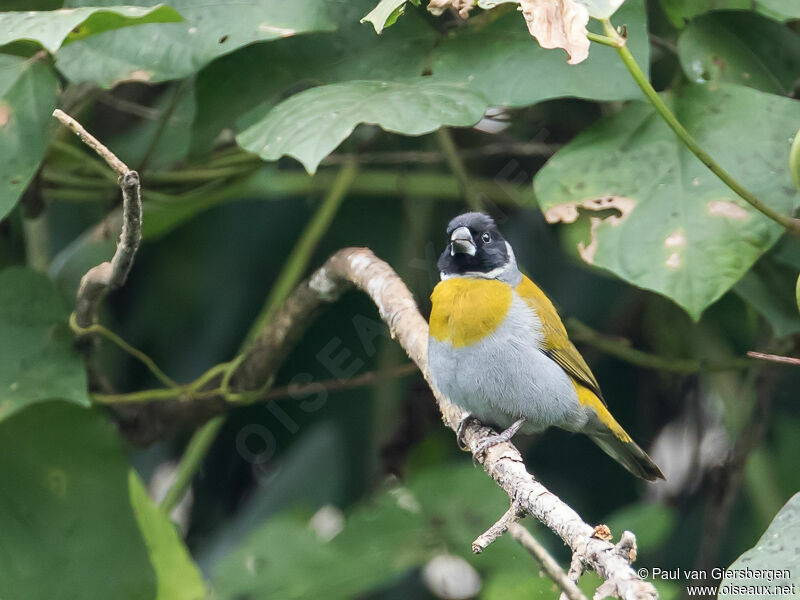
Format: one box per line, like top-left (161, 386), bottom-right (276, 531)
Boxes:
top-left (427, 293), bottom-right (586, 433)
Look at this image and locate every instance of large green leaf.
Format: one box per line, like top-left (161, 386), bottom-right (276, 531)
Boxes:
top-left (236, 80), bottom-right (487, 174)
top-left (0, 268), bottom-right (89, 422)
top-left (129, 471), bottom-right (206, 600)
top-left (719, 492), bottom-right (800, 599)
top-left (660, 0), bottom-right (800, 27)
top-left (678, 11), bottom-right (800, 95)
top-left (0, 403), bottom-right (155, 599)
top-left (430, 0), bottom-right (650, 107)
top-left (191, 8), bottom-right (437, 156)
top-left (0, 5), bottom-right (182, 53)
top-left (55, 0), bottom-right (336, 87)
top-left (534, 84), bottom-right (800, 320)
top-left (0, 55), bottom-right (59, 221)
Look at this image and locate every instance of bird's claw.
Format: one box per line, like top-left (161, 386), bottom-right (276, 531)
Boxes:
top-left (473, 418), bottom-right (526, 460)
top-left (456, 415), bottom-right (479, 451)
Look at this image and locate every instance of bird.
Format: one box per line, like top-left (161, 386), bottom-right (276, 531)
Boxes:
top-left (427, 212), bottom-right (664, 481)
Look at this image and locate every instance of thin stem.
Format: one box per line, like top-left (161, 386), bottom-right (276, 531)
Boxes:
top-left (508, 523), bottom-right (589, 600)
top-left (746, 351), bottom-right (800, 367)
top-left (92, 363), bottom-right (418, 405)
top-left (435, 127), bottom-right (485, 211)
top-left (70, 314), bottom-right (178, 389)
top-left (566, 318), bottom-right (752, 373)
top-left (598, 19), bottom-right (800, 234)
top-left (244, 159), bottom-right (359, 344)
top-left (160, 416), bottom-right (225, 514)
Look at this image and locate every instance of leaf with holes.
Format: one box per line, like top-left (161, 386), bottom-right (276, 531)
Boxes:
top-left (534, 84), bottom-right (800, 320)
top-left (0, 268), bottom-right (89, 422)
top-left (56, 0), bottom-right (336, 87)
top-left (678, 11), bottom-right (800, 95)
top-left (0, 5), bottom-right (182, 53)
top-left (236, 80), bottom-right (487, 174)
top-left (0, 55), bottom-right (59, 221)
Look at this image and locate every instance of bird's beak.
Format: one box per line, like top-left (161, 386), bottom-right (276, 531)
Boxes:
top-left (450, 226), bottom-right (476, 256)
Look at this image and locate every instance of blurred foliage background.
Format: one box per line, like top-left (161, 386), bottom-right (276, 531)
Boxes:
top-left (0, 0), bottom-right (799, 598)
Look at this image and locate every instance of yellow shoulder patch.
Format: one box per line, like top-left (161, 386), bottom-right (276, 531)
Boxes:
top-left (572, 380), bottom-right (631, 442)
top-left (429, 278), bottom-right (512, 348)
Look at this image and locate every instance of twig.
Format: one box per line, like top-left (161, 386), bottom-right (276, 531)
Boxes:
top-left (508, 523), bottom-right (589, 600)
top-left (53, 109), bottom-right (143, 328)
top-left (746, 351), bottom-right (800, 367)
top-left (473, 502), bottom-right (525, 553)
top-left (591, 22), bottom-right (800, 235)
top-left (53, 109), bottom-right (129, 174)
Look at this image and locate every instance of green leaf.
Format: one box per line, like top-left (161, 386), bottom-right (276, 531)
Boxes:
top-left (534, 84), bottom-right (800, 320)
top-left (678, 11), bottom-right (800, 95)
top-left (0, 403), bottom-right (156, 599)
top-left (129, 471), bottom-right (206, 600)
top-left (191, 8), bottom-right (437, 156)
top-left (0, 5), bottom-right (182, 53)
top-left (0, 55), bottom-right (59, 221)
top-left (734, 254), bottom-right (800, 338)
top-left (361, 0), bottom-right (410, 34)
top-left (55, 0), bottom-right (337, 87)
top-left (0, 267), bottom-right (89, 422)
top-left (236, 80), bottom-right (487, 174)
top-left (430, 0), bottom-right (651, 107)
top-left (659, 0), bottom-right (799, 27)
top-left (483, 569), bottom-right (562, 600)
top-left (719, 492), bottom-right (800, 599)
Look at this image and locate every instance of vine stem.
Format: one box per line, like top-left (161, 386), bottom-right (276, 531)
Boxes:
top-left (591, 20), bottom-right (800, 234)
top-left (159, 160), bottom-right (357, 515)
top-left (245, 159), bottom-right (359, 344)
top-left (159, 416), bottom-right (224, 514)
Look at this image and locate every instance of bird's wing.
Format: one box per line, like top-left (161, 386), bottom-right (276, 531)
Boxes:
top-left (516, 274), bottom-right (606, 406)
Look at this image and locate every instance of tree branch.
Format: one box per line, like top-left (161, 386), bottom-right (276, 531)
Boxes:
top-left (53, 109), bottom-right (143, 328)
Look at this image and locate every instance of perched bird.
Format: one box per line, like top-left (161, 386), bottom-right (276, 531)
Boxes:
top-left (427, 212), bottom-right (664, 481)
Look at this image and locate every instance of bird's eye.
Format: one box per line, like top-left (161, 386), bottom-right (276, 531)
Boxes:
top-left (481, 232), bottom-right (491, 243)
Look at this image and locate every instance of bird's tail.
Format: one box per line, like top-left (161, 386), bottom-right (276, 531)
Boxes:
top-left (588, 429), bottom-right (664, 481)
top-left (586, 406), bottom-right (665, 481)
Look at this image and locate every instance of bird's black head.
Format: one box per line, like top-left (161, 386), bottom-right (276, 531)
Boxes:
top-left (437, 212), bottom-right (509, 277)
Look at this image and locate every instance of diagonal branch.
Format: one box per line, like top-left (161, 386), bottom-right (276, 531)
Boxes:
top-left (53, 109), bottom-right (142, 328)
top-left (109, 246), bottom-right (657, 599)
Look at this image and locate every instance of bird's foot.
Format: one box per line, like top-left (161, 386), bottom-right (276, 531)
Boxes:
top-left (456, 415), bottom-right (479, 451)
top-left (473, 418), bottom-right (526, 459)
